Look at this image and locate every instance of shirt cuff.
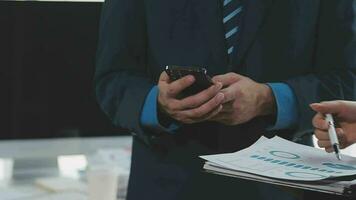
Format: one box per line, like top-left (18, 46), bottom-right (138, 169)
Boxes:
top-left (140, 86), bottom-right (179, 133)
top-left (266, 83), bottom-right (298, 130)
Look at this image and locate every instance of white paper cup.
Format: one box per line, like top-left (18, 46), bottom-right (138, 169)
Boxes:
top-left (87, 166), bottom-right (119, 200)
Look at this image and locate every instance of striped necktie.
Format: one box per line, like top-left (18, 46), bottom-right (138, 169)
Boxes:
top-left (222, 0), bottom-right (243, 60)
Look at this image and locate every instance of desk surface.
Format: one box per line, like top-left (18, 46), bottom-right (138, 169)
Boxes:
top-left (0, 136), bottom-right (132, 200)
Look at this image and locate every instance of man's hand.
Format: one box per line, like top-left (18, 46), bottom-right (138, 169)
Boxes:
top-left (157, 72), bottom-right (225, 124)
top-left (311, 101), bottom-right (356, 152)
top-left (209, 73), bottom-right (276, 126)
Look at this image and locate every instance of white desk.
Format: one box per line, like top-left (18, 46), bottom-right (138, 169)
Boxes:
top-left (0, 136), bottom-right (132, 200)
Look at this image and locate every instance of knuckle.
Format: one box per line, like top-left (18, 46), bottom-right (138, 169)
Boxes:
top-left (167, 87), bottom-right (175, 96)
top-left (227, 72), bottom-right (236, 77)
top-left (167, 102), bottom-right (175, 109)
top-left (228, 77), bottom-right (236, 83)
top-left (227, 73), bottom-right (237, 81)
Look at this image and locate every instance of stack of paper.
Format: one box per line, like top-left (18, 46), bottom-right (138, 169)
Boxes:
top-left (200, 136), bottom-right (356, 196)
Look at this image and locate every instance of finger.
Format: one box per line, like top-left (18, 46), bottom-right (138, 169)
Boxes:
top-left (199, 105), bottom-right (223, 122)
top-left (181, 92), bottom-right (225, 119)
top-left (220, 83), bottom-right (242, 103)
top-left (317, 140), bottom-right (332, 148)
top-left (310, 101), bottom-right (343, 115)
top-left (314, 129), bottom-right (329, 140)
top-left (212, 73), bottom-right (242, 87)
top-left (166, 75), bottom-right (195, 97)
top-left (179, 82), bottom-right (223, 109)
top-left (312, 113), bottom-right (328, 130)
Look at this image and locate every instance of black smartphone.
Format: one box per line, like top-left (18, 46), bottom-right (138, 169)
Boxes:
top-left (165, 65), bottom-right (214, 98)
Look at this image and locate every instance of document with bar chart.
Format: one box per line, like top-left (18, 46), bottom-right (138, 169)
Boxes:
top-left (200, 136), bottom-right (356, 196)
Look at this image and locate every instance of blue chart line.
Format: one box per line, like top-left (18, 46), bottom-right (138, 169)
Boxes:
top-left (322, 163), bottom-right (356, 170)
top-left (250, 155), bottom-right (341, 174)
top-left (285, 172), bottom-right (327, 179)
top-left (269, 151), bottom-right (300, 159)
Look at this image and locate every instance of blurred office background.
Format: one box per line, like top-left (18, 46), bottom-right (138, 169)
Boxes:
top-left (0, 0), bottom-right (125, 139)
top-left (0, 2), bottom-right (131, 199)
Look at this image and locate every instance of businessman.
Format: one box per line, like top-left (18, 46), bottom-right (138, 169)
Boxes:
top-left (95, 0), bottom-right (356, 200)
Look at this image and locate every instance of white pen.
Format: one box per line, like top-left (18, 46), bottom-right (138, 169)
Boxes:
top-left (325, 114), bottom-right (341, 160)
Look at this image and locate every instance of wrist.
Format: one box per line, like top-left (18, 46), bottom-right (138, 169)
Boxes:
top-left (157, 97), bottom-right (178, 127)
top-left (257, 83), bottom-right (276, 116)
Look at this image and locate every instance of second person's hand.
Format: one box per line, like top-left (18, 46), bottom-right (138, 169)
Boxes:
top-left (311, 101), bottom-right (356, 152)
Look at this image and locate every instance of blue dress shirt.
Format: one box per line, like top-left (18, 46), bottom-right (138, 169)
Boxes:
top-left (140, 86), bottom-right (179, 133)
top-left (267, 83), bottom-right (298, 130)
top-left (140, 83), bottom-right (298, 132)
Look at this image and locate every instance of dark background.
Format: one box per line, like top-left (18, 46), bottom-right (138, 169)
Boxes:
top-left (0, 1), bottom-right (126, 139)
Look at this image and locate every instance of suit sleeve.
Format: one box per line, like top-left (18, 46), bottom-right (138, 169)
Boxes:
top-left (285, 0), bottom-right (356, 139)
top-left (94, 0), bottom-right (155, 145)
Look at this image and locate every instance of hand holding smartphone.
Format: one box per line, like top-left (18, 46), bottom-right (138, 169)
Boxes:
top-left (158, 65), bottom-right (224, 124)
top-left (165, 65), bottom-right (214, 98)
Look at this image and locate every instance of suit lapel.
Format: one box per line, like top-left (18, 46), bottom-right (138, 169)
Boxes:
top-left (231, 0), bottom-right (275, 69)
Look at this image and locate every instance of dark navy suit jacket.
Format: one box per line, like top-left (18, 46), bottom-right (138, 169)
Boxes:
top-left (95, 0), bottom-right (356, 199)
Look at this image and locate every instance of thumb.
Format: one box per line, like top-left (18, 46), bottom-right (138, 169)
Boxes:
top-left (310, 101), bottom-right (341, 114)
